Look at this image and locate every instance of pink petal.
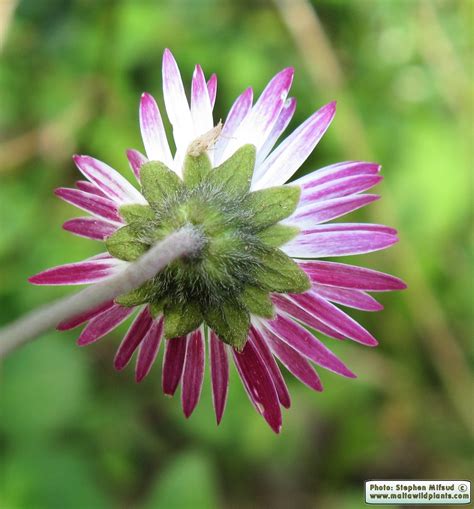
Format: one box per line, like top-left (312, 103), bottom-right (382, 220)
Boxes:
top-left (114, 306), bottom-right (153, 370)
top-left (209, 332), bottom-right (229, 425)
top-left (263, 313), bottom-right (356, 377)
top-left (207, 73), bottom-right (217, 109)
top-left (298, 174), bottom-right (383, 205)
top-left (259, 325), bottom-right (323, 392)
top-left (312, 284), bottom-right (383, 311)
top-left (252, 101), bottom-right (336, 190)
top-left (63, 217), bottom-right (118, 241)
top-left (256, 97), bottom-right (296, 166)
top-left (162, 49), bottom-right (193, 156)
top-left (224, 68), bottom-right (294, 161)
top-left (250, 327), bottom-right (291, 409)
top-left (55, 187), bottom-right (123, 223)
top-left (214, 87), bottom-right (253, 165)
top-left (293, 161), bottom-right (381, 189)
top-left (181, 329), bottom-right (205, 418)
top-left (290, 292), bottom-right (377, 346)
top-left (126, 149), bottom-right (148, 182)
top-left (135, 317), bottom-right (164, 382)
top-left (282, 229), bottom-right (398, 258)
top-left (233, 340), bottom-right (282, 434)
top-left (139, 93), bottom-right (173, 167)
top-left (75, 180), bottom-right (107, 197)
top-left (272, 294), bottom-right (346, 340)
top-left (298, 260), bottom-right (407, 291)
top-left (162, 336), bottom-right (187, 396)
top-left (73, 155), bottom-right (146, 204)
top-left (77, 304), bottom-right (134, 346)
top-left (191, 64), bottom-right (213, 136)
top-left (29, 257), bottom-right (123, 286)
top-left (288, 194), bottom-right (380, 228)
top-left (57, 300), bottom-right (115, 331)
top-left (308, 223), bottom-right (397, 235)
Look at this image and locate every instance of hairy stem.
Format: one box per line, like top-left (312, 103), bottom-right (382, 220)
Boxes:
top-left (0, 227), bottom-right (203, 359)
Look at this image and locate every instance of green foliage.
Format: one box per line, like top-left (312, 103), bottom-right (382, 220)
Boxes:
top-left (0, 0), bottom-right (471, 507)
top-left (204, 144), bottom-right (256, 195)
top-left (164, 300), bottom-right (203, 338)
top-left (255, 249), bottom-right (311, 293)
top-left (106, 224), bottom-right (149, 261)
top-left (241, 286), bottom-right (275, 318)
top-left (140, 161), bottom-right (184, 210)
top-left (183, 152), bottom-right (212, 188)
top-left (204, 300), bottom-right (250, 350)
top-left (244, 185), bottom-right (301, 230)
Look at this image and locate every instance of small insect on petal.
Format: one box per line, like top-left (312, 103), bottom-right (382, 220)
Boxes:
top-left (187, 121), bottom-right (223, 157)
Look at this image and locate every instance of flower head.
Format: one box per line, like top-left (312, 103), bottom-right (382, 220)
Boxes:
top-left (30, 49), bottom-right (405, 432)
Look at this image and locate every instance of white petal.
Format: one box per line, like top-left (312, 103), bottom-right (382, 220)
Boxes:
top-left (252, 101), bottom-right (336, 190)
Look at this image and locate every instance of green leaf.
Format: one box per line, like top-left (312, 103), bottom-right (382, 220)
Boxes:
top-left (205, 144), bottom-right (256, 195)
top-left (254, 249), bottom-right (311, 293)
top-left (115, 281), bottom-right (154, 306)
top-left (140, 161), bottom-right (184, 209)
top-left (149, 299), bottom-right (166, 318)
top-left (205, 300), bottom-right (250, 350)
top-left (244, 185), bottom-right (300, 230)
top-left (164, 301), bottom-right (203, 339)
top-left (257, 224), bottom-right (299, 247)
top-left (183, 152), bottom-right (212, 188)
top-left (119, 203), bottom-right (155, 223)
top-left (105, 225), bottom-right (149, 261)
top-left (241, 286), bottom-right (275, 318)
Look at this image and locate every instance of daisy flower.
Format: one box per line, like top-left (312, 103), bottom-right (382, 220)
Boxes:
top-left (30, 49), bottom-right (405, 433)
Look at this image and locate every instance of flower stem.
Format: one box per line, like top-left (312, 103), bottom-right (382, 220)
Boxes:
top-left (0, 227), bottom-right (203, 359)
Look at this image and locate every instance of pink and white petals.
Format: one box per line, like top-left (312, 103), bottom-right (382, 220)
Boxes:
top-left (262, 313), bottom-right (356, 377)
top-left (162, 335), bottom-right (187, 396)
top-left (73, 155), bottom-right (146, 205)
top-left (75, 180), bottom-right (107, 197)
top-left (250, 327), bottom-right (291, 409)
top-left (114, 307), bottom-right (153, 371)
top-left (298, 260), bottom-right (407, 291)
top-left (294, 160), bottom-right (381, 190)
top-left (126, 149), bottom-right (148, 182)
top-left (256, 97), bottom-right (297, 167)
top-left (289, 292), bottom-right (378, 346)
top-left (298, 174), bottom-right (383, 205)
top-left (233, 339), bottom-right (282, 434)
top-left (63, 217), bottom-right (119, 241)
top-left (207, 74), bottom-right (217, 109)
top-left (29, 255), bottom-right (125, 286)
top-left (57, 300), bottom-right (115, 331)
top-left (214, 87), bottom-right (253, 165)
top-left (283, 224), bottom-right (398, 258)
top-left (223, 68), bottom-right (294, 162)
top-left (258, 325), bottom-right (323, 392)
top-left (287, 194), bottom-right (380, 229)
top-left (252, 101), bottom-right (336, 190)
top-left (139, 93), bottom-right (173, 168)
top-left (135, 317), bottom-right (164, 383)
top-left (77, 305), bottom-right (134, 346)
top-left (272, 294), bottom-right (346, 340)
top-left (162, 49), bottom-right (194, 166)
top-left (55, 188), bottom-right (123, 223)
top-left (312, 284), bottom-right (383, 312)
top-left (181, 328), bottom-right (206, 418)
top-left (191, 65), bottom-right (214, 138)
top-left (209, 331), bottom-right (229, 425)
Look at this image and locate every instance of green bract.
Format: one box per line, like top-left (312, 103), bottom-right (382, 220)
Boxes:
top-left (106, 144), bottom-right (309, 349)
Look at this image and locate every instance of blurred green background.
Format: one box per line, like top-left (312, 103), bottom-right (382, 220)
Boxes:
top-left (0, 0), bottom-right (472, 508)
